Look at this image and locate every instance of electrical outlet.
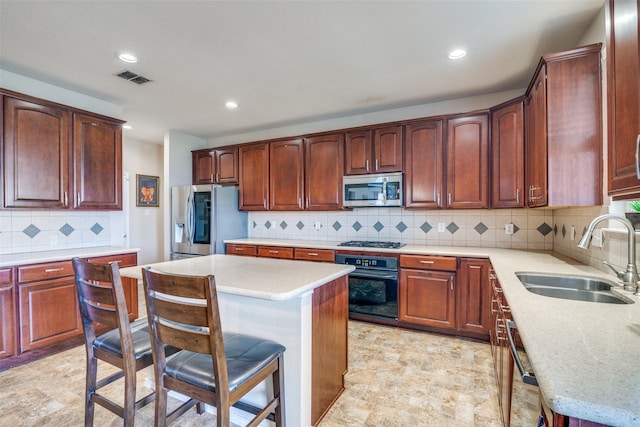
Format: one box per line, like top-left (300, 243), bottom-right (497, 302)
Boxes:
top-left (591, 228), bottom-right (604, 248)
top-left (314, 221), bottom-right (322, 231)
top-left (570, 226), bottom-right (576, 241)
top-left (438, 222), bottom-right (445, 232)
top-left (504, 223), bottom-right (514, 235)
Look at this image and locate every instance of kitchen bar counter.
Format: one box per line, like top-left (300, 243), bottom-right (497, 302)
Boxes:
top-left (226, 238), bottom-right (640, 426)
top-left (120, 254), bottom-right (354, 427)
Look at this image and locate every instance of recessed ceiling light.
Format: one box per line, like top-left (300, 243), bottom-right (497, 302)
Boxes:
top-left (448, 49), bottom-right (467, 60)
top-left (117, 51), bottom-right (138, 63)
top-left (225, 101), bottom-right (238, 109)
top-left (123, 125), bottom-right (132, 130)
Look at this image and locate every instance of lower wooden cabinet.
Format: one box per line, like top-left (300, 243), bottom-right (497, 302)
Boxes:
top-left (0, 268), bottom-right (16, 360)
top-left (399, 268), bottom-right (456, 329)
top-left (225, 243), bottom-right (258, 256)
top-left (257, 246), bottom-right (294, 259)
top-left (457, 258), bottom-right (491, 338)
top-left (294, 248), bottom-right (335, 263)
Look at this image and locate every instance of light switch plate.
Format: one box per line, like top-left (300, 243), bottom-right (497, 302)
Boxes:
top-left (504, 223), bottom-right (514, 235)
top-left (591, 228), bottom-right (604, 248)
top-left (438, 222), bottom-right (445, 232)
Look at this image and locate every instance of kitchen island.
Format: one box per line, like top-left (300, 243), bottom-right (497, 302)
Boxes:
top-left (119, 254), bottom-right (354, 427)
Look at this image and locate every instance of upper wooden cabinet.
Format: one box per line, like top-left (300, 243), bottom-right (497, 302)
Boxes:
top-left (305, 133), bottom-right (345, 210)
top-left (73, 113), bottom-right (122, 210)
top-left (2, 96), bottom-right (70, 209)
top-left (446, 113), bottom-right (490, 209)
top-left (2, 90), bottom-right (124, 210)
top-left (404, 119), bottom-right (444, 209)
top-left (607, 0), bottom-right (640, 198)
top-left (270, 138), bottom-right (304, 210)
top-left (239, 143), bottom-right (269, 211)
top-left (525, 44), bottom-right (602, 208)
top-left (491, 98), bottom-right (525, 208)
top-left (344, 125), bottom-right (402, 175)
top-left (192, 146), bottom-right (238, 185)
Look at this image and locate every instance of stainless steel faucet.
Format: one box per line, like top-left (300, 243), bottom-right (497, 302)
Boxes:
top-left (577, 214), bottom-right (640, 295)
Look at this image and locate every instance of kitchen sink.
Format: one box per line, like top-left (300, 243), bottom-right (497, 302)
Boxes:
top-left (515, 273), bottom-right (634, 304)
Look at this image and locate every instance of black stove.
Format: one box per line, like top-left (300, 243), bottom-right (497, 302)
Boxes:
top-left (338, 241), bottom-right (405, 249)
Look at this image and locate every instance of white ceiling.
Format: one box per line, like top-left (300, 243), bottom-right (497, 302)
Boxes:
top-left (0, 0), bottom-right (604, 144)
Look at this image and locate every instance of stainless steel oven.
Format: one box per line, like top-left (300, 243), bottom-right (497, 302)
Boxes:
top-left (335, 253), bottom-right (398, 321)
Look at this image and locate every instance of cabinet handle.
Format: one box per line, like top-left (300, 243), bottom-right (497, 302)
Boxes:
top-left (112, 260), bottom-right (123, 264)
top-left (44, 268), bottom-right (65, 273)
top-left (210, 173), bottom-right (214, 182)
top-left (64, 192), bottom-right (68, 207)
top-left (450, 276), bottom-right (454, 291)
top-left (234, 247), bottom-right (244, 251)
top-left (263, 199), bottom-right (267, 209)
top-left (306, 197), bottom-right (310, 208)
top-left (366, 160), bottom-right (369, 172)
top-left (636, 135), bottom-right (640, 179)
top-left (516, 189), bottom-right (520, 204)
top-left (298, 198), bottom-right (302, 208)
top-left (448, 193), bottom-right (452, 206)
top-left (77, 192), bottom-right (81, 206)
top-left (375, 159), bottom-right (379, 170)
top-left (307, 252), bottom-right (319, 256)
top-left (216, 173), bottom-right (219, 182)
top-left (419, 260), bottom-right (435, 264)
top-left (436, 192), bottom-right (441, 207)
top-left (269, 250), bottom-right (279, 254)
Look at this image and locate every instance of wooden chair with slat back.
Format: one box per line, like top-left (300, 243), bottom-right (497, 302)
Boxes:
top-left (72, 257), bottom-right (176, 427)
top-left (141, 267), bottom-right (286, 427)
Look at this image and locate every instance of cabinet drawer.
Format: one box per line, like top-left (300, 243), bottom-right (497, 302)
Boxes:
top-left (18, 261), bottom-right (74, 283)
top-left (400, 254), bottom-right (457, 271)
top-left (294, 248), bottom-right (335, 263)
top-left (258, 246), bottom-right (294, 259)
top-left (86, 253), bottom-right (137, 268)
top-left (0, 268), bottom-right (13, 288)
top-left (226, 244), bottom-right (258, 256)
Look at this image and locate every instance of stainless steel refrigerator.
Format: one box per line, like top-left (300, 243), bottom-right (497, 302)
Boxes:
top-left (170, 184), bottom-right (247, 259)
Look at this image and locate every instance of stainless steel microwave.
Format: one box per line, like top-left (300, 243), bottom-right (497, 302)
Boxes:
top-left (343, 172), bottom-right (403, 207)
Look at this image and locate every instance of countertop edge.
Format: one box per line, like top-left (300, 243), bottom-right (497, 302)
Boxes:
top-left (0, 246), bottom-right (140, 267)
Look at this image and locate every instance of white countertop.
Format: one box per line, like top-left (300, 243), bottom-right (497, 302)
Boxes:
top-left (0, 246), bottom-right (139, 268)
top-left (225, 238), bottom-right (640, 426)
top-left (119, 254), bottom-right (354, 301)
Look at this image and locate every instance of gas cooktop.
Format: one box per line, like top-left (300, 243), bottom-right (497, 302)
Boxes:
top-left (338, 241), bottom-right (405, 249)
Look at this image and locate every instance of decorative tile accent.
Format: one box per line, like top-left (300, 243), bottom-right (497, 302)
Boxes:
top-left (296, 221), bottom-right (304, 230)
top-left (352, 221), bottom-right (362, 232)
top-left (562, 225), bottom-right (566, 239)
top-left (280, 221), bottom-right (287, 230)
top-left (474, 222), bottom-right (488, 235)
top-left (420, 222), bottom-right (432, 234)
top-left (264, 221), bottom-right (272, 230)
top-left (554, 225), bottom-right (558, 236)
top-left (396, 221), bottom-right (407, 233)
top-left (253, 221), bottom-right (257, 229)
top-left (447, 222), bottom-right (459, 234)
top-left (373, 221), bottom-right (384, 232)
top-left (23, 224), bottom-right (41, 238)
top-left (333, 221), bottom-right (342, 231)
top-left (537, 223), bottom-right (552, 236)
top-left (90, 223), bottom-right (104, 235)
top-left (513, 224), bottom-right (520, 234)
top-left (59, 223), bottom-right (75, 237)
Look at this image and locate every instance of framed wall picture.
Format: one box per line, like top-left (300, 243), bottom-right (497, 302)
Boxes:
top-left (136, 174), bottom-right (159, 207)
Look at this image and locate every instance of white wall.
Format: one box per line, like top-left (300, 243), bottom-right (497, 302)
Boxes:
top-left (123, 138), bottom-right (164, 264)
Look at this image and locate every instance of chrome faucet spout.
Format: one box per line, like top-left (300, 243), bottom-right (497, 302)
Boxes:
top-left (577, 214), bottom-right (640, 294)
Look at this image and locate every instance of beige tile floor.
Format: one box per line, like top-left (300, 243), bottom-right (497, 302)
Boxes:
top-left (0, 319), bottom-right (538, 426)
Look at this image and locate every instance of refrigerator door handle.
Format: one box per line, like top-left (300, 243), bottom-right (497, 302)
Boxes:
top-left (185, 190), bottom-right (193, 244)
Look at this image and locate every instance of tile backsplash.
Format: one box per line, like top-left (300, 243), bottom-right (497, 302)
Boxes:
top-left (249, 208), bottom-right (555, 250)
top-left (0, 210), bottom-right (119, 255)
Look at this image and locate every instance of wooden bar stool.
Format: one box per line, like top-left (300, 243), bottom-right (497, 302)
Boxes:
top-left (141, 267), bottom-right (286, 427)
top-left (72, 258), bottom-right (175, 427)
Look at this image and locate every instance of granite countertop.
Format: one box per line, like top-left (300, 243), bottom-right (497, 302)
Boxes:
top-left (119, 254), bottom-right (354, 301)
top-left (225, 238), bottom-right (640, 426)
top-left (0, 246), bottom-right (140, 268)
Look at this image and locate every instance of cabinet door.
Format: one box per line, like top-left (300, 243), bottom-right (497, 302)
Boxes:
top-left (457, 258), bottom-right (491, 338)
top-left (399, 269), bottom-right (456, 329)
top-left (607, 0), bottom-right (640, 196)
top-left (239, 143), bottom-right (269, 210)
top-left (404, 120), bottom-right (444, 208)
top-left (526, 67), bottom-right (548, 207)
top-left (2, 96), bottom-right (70, 209)
top-left (73, 113), bottom-right (122, 210)
top-left (305, 133), bottom-right (345, 210)
top-left (344, 130), bottom-right (371, 175)
top-left (19, 277), bottom-right (82, 352)
top-left (446, 113), bottom-right (489, 208)
top-left (0, 268), bottom-right (16, 360)
top-left (192, 150), bottom-right (215, 184)
top-left (373, 125), bottom-right (403, 173)
top-left (216, 147), bottom-right (238, 184)
top-left (270, 139), bottom-right (304, 210)
top-left (491, 100), bottom-right (525, 208)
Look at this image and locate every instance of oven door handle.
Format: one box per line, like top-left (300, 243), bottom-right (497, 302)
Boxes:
top-left (350, 269), bottom-right (398, 280)
top-left (506, 320), bottom-right (538, 386)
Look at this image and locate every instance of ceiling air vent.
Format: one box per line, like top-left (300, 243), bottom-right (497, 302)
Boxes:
top-left (116, 70), bottom-right (152, 85)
